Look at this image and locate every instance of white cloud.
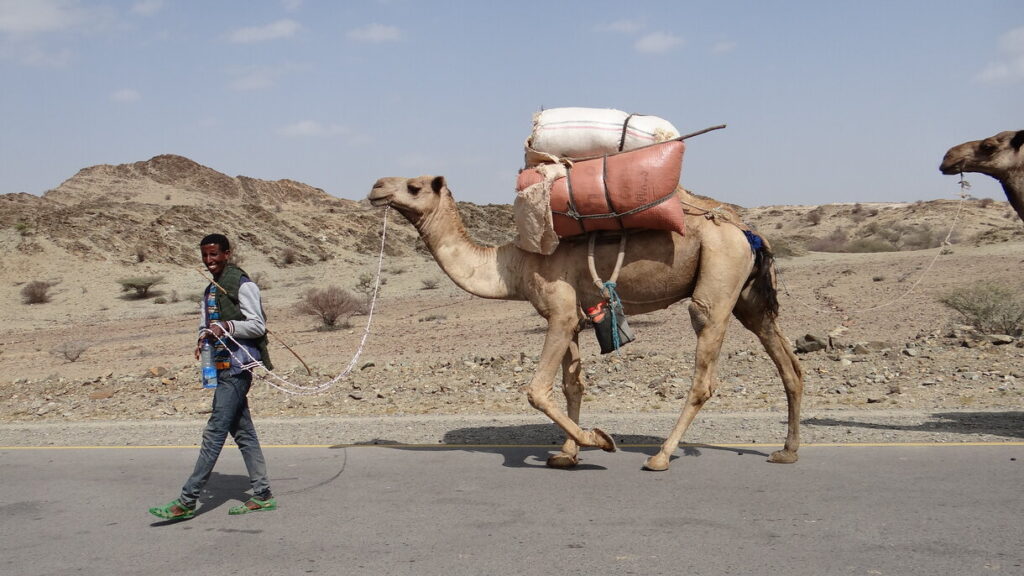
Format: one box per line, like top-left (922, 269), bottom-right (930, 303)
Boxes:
top-left (347, 23), bottom-right (401, 43)
top-left (130, 0), bottom-right (163, 17)
top-left (228, 63), bottom-right (305, 91)
top-left (228, 19), bottom-right (300, 44)
top-left (111, 88), bottom-right (141, 102)
top-left (228, 66), bottom-right (279, 91)
top-left (712, 40), bottom-right (736, 55)
top-left (600, 19), bottom-right (644, 34)
top-left (999, 26), bottom-right (1024, 53)
top-left (0, 0), bottom-right (79, 35)
top-left (0, 1), bottom-right (119, 66)
top-left (634, 32), bottom-right (683, 54)
top-left (9, 45), bottom-right (71, 66)
top-left (976, 26), bottom-right (1024, 84)
top-left (279, 120), bottom-right (349, 138)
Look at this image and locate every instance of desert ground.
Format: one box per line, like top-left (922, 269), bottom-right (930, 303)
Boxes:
top-left (1, 155), bottom-right (1022, 446)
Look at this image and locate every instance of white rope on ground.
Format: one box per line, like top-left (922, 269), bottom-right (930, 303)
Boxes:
top-left (774, 176), bottom-right (972, 317)
top-left (206, 206), bottom-right (391, 396)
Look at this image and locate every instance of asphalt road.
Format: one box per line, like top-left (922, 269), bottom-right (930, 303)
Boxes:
top-left (1, 441), bottom-right (1022, 576)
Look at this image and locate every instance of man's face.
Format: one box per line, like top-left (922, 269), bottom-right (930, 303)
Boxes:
top-left (201, 243), bottom-right (231, 277)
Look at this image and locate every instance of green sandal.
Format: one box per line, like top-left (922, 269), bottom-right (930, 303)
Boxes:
top-left (229, 497), bottom-right (277, 515)
top-left (149, 499), bottom-right (195, 520)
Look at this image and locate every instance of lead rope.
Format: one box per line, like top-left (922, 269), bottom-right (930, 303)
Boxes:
top-left (205, 206), bottom-right (391, 396)
top-left (774, 176), bottom-right (971, 316)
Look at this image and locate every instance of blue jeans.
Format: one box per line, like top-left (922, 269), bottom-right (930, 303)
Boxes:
top-left (179, 371), bottom-right (271, 508)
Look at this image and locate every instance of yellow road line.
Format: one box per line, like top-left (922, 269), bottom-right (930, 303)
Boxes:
top-left (2, 441), bottom-right (1022, 450)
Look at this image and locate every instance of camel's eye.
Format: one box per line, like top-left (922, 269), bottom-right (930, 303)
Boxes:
top-left (407, 184), bottom-right (421, 196)
top-left (980, 139), bottom-right (998, 153)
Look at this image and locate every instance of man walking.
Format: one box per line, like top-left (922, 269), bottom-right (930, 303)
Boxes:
top-left (149, 233), bottom-right (276, 520)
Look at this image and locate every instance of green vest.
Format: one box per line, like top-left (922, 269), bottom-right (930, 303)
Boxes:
top-left (211, 264), bottom-right (273, 370)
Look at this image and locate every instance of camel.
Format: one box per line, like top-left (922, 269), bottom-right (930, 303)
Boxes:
top-left (368, 175), bottom-right (804, 471)
top-left (940, 130), bottom-right (1024, 223)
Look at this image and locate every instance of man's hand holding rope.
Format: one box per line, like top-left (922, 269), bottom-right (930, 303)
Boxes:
top-left (194, 323), bottom-right (226, 360)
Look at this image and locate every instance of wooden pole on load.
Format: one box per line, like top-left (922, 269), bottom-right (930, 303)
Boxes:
top-left (676, 124), bottom-right (727, 141)
top-left (570, 124), bottom-right (727, 162)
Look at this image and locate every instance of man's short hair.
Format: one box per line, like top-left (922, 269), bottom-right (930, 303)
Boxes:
top-left (200, 233), bottom-right (231, 251)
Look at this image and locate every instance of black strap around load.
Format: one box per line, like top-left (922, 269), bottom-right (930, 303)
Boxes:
top-left (618, 114), bottom-right (637, 151)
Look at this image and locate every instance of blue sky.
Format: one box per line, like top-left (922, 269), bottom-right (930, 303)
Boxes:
top-left (1, 1), bottom-right (1020, 207)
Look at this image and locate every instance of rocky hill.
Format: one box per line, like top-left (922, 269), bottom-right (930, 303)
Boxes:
top-left (2, 155), bottom-right (1020, 273)
top-left (0, 155), bottom-right (516, 270)
top-left (0, 155), bottom-right (1022, 431)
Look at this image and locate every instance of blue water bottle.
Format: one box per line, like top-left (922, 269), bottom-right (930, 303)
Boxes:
top-left (200, 340), bottom-right (218, 389)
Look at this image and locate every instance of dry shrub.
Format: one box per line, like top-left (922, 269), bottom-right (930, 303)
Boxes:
top-left (767, 237), bottom-right (804, 258)
top-left (940, 284), bottom-right (1024, 336)
top-left (421, 278), bottom-right (440, 290)
top-left (249, 271), bottom-right (271, 290)
top-left (807, 228), bottom-right (848, 252)
top-left (353, 272), bottom-right (386, 309)
top-left (899, 225), bottom-right (944, 251)
top-left (118, 276), bottom-right (164, 299)
top-left (53, 341), bottom-right (90, 362)
top-left (296, 286), bottom-right (361, 330)
top-left (281, 247), bottom-right (298, 266)
top-left (21, 280), bottom-right (52, 304)
top-left (845, 238), bottom-right (897, 253)
top-left (804, 207), bottom-right (824, 226)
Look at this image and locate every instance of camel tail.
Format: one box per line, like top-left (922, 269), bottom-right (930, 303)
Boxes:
top-left (748, 235), bottom-right (781, 319)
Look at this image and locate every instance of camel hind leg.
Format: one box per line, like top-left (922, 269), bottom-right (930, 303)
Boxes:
top-left (643, 294), bottom-right (736, 472)
top-left (732, 287), bottom-right (804, 463)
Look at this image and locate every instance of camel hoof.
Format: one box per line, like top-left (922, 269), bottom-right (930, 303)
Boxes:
top-left (546, 452), bottom-right (579, 469)
top-left (768, 449), bottom-right (799, 464)
top-left (591, 428), bottom-right (617, 452)
top-left (642, 453), bottom-right (670, 472)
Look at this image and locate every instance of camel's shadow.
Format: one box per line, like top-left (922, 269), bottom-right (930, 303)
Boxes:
top-left (338, 424), bottom-right (769, 469)
top-left (803, 411), bottom-right (1024, 440)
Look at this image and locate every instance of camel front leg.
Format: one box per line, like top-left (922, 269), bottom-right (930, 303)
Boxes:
top-left (548, 333), bottom-right (586, 468)
top-left (526, 317), bottom-right (616, 456)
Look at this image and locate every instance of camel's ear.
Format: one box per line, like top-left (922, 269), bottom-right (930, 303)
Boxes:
top-left (1011, 131), bottom-right (1024, 151)
top-left (430, 176), bottom-right (447, 193)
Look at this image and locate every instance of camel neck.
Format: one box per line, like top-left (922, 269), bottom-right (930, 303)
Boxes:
top-left (417, 201), bottom-right (521, 300)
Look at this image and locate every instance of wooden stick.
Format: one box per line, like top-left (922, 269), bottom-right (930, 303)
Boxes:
top-left (559, 124), bottom-right (728, 163)
top-left (676, 124), bottom-right (727, 141)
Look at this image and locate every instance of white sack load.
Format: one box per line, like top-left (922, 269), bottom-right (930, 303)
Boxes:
top-left (525, 107), bottom-right (680, 167)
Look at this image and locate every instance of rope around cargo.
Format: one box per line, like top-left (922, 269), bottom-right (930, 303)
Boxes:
top-left (203, 206), bottom-right (391, 396)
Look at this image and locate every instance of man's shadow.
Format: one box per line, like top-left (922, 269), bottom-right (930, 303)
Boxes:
top-left (149, 471), bottom-right (253, 526)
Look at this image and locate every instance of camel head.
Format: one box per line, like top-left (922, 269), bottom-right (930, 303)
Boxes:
top-left (940, 130), bottom-right (1024, 179)
top-left (368, 175), bottom-right (450, 225)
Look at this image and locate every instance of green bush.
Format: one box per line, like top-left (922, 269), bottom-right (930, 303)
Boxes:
top-left (940, 284), bottom-right (1024, 336)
